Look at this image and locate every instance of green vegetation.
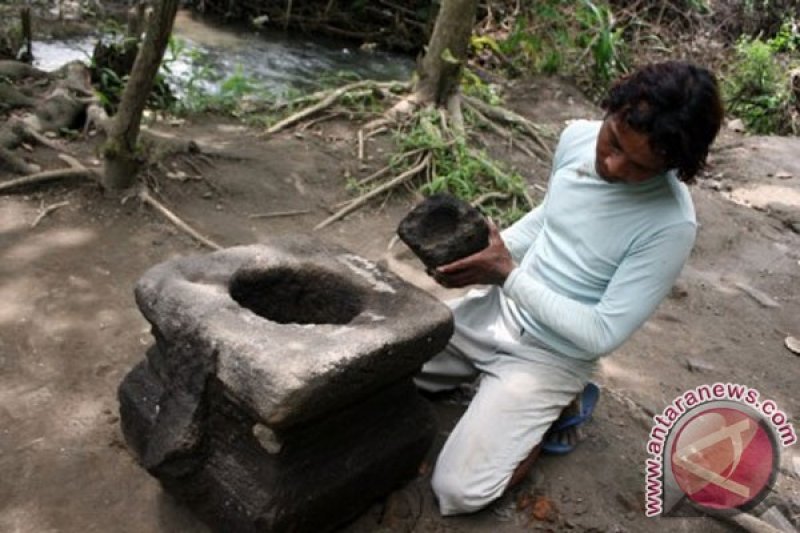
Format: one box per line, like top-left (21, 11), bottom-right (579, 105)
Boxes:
top-left (497, 0), bottom-right (628, 96)
top-left (84, 0), bottom-right (798, 223)
top-left (165, 41), bottom-right (269, 116)
top-left (90, 23), bottom-right (177, 113)
top-left (723, 35), bottom-right (798, 135)
top-left (388, 109), bottom-right (530, 226)
top-left (767, 18), bottom-right (800, 53)
top-left (461, 65), bottom-right (502, 105)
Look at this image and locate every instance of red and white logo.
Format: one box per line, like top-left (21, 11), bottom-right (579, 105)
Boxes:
top-left (669, 406), bottom-right (776, 511)
top-left (644, 384), bottom-right (795, 518)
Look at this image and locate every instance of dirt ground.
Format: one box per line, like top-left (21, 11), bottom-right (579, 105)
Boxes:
top-left (1, 77), bottom-right (799, 533)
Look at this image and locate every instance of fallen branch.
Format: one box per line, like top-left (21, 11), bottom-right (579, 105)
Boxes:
top-left (139, 189), bottom-right (222, 250)
top-left (248, 209), bottom-right (311, 219)
top-left (314, 153), bottom-right (431, 231)
top-left (31, 201), bottom-right (69, 228)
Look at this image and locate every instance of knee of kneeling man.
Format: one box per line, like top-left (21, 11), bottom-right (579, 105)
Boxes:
top-left (431, 469), bottom-right (498, 516)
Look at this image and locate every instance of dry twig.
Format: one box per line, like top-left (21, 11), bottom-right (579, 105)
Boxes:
top-left (471, 191), bottom-right (510, 207)
top-left (248, 209), bottom-right (311, 219)
top-left (31, 200), bottom-right (69, 228)
top-left (357, 164), bottom-right (393, 186)
top-left (139, 189), bottom-right (222, 250)
top-left (314, 153), bottom-right (431, 230)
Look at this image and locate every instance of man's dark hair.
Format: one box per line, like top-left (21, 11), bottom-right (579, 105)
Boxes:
top-left (601, 61), bottom-right (724, 182)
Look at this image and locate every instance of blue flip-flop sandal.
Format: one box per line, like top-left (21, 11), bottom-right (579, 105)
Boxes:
top-left (541, 382), bottom-right (600, 455)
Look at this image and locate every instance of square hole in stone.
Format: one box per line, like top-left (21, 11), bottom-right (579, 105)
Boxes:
top-left (230, 265), bottom-right (364, 325)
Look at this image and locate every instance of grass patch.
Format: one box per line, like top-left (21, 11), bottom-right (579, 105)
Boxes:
top-left (390, 109), bottom-right (531, 227)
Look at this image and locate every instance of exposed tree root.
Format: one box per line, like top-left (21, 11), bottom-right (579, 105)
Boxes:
top-left (0, 60), bottom-right (49, 81)
top-left (264, 78), bottom-right (553, 230)
top-left (0, 61), bottom-right (92, 178)
top-left (271, 81), bottom-right (374, 112)
top-left (15, 119), bottom-right (74, 154)
top-left (267, 80), bottom-right (411, 135)
top-left (0, 82), bottom-right (37, 110)
top-left (446, 93), bottom-right (466, 139)
top-left (87, 102), bottom-right (202, 157)
top-left (0, 154), bottom-right (94, 194)
top-left (471, 191), bottom-right (511, 207)
top-left (0, 145), bottom-right (39, 175)
top-left (314, 153), bottom-right (432, 231)
top-left (462, 94), bottom-right (554, 158)
top-left (355, 164), bottom-right (393, 187)
top-left (298, 112), bottom-right (343, 132)
top-left (466, 103), bottom-right (538, 159)
top-left (364, 93), bottom-right (421, 132)
top-left (139, 188), bottom-right (222, 250)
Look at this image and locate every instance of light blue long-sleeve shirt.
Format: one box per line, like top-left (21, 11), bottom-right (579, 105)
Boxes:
top-left (500, 120), bottom-right (696, 361)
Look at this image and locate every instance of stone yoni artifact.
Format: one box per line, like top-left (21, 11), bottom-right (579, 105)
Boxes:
top-left (118, 236), bottom-right (453, 533)
top-left (397, 193), bottom-right (490, 269)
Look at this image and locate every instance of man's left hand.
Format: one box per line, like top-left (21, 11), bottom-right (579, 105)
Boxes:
top-left (432, 220), bottom-right (516, 288)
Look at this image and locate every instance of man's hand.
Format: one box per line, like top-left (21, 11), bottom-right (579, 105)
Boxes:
top-left (432, 220), bottom-right (516, 288)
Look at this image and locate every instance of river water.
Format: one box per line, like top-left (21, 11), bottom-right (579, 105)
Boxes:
top-left (31, 10), bottom-right (414, 100)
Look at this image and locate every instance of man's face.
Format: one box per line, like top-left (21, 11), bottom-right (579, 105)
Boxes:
top-left (595, 113), bottom-right (667, 184)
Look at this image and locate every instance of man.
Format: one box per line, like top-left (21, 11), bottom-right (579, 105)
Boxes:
top-left (415, 61), bottom-right (724, 515)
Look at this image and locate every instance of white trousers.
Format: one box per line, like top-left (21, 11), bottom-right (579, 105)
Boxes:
top-left (416, 286), bottom-right (596, 516)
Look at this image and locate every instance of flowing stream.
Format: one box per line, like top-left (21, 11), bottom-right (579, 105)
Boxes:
top-left (31, 10), bottom-right (415, 100)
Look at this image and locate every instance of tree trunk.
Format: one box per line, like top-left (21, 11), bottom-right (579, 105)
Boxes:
top-left (20, 7), bottom-right (32, 63)
top-left (415, 0), bottom-right (479, 106)
top-left (102, 0), bottom-right (179, 191)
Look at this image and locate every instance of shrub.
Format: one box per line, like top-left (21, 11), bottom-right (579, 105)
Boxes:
top-left (723, 37), bottom-right (797, 134)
